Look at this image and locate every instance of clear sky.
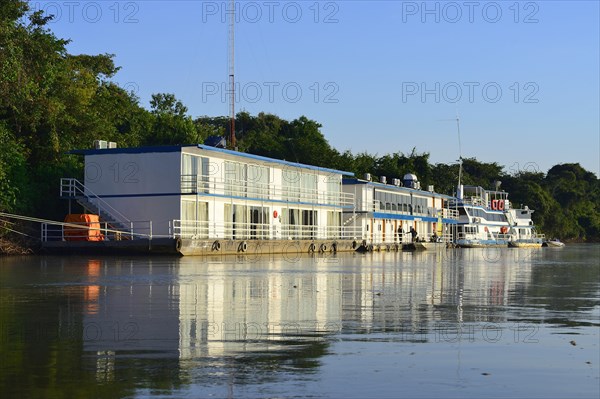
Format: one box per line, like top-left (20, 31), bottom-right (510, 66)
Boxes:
top-left (34, 0), bottom-right (600, 175)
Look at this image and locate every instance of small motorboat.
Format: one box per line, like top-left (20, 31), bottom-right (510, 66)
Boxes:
top-left (544, 238), bottom-right (565, 248)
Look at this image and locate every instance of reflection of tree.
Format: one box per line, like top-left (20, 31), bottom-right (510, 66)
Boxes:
top-left (0, 257), bottom-right (187, 398)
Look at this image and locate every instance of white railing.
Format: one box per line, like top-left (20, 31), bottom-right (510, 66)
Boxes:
top-left (180, 174), bottom-right (354, 208)
top-left (442, 208), bottom-right (459, 219)
top-left (461, 196), bottom-right (487, 207)
top-left (41, 220), bottom-right (153, 242)
top-left (512, 233), bottom-right (545, 243)
top-left (170, 220), bottom-right (363, 241)
top-left (456, 232), bottom-right (512, 242)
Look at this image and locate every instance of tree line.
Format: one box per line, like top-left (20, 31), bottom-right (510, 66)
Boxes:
top-left (1, 1), bottom-right (598, 242)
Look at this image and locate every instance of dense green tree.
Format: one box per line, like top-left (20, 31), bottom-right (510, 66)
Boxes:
top-left (144, 93), bottom-right (198, 145)
top-left (0, 123), bottom-right (31, 213)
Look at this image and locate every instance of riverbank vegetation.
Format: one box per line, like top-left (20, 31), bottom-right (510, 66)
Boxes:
top-left (1, 1), bottom-right (598, 246)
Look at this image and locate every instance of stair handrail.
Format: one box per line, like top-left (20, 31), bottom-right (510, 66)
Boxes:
top-left (60, 178), bottom-right (132, 225)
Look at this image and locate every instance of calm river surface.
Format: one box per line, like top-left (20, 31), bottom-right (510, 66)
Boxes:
top-left (1, 245), bottom-right (599, 398)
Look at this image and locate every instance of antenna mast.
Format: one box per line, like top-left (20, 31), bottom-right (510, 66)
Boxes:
top-left (456, 115), bottom-right (462, 181)
top-left (456, 114), bottom-right (463, 199)
top-left (228, 0), bottom-right (236, 149)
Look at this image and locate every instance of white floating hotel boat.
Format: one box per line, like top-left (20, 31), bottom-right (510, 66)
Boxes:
top-left (453, 184), bottom-right (543, 248)
top-left (342, 173), bottom-right (459, 251)
top-left (42, 143), bottom-right (359, 255)
top-left (40, 142), bottom-right (462, 255)
top-left (39, 141), bottom-right (544, 255)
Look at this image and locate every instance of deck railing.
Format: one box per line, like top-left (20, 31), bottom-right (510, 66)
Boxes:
top-left (41, 220), bottom-right (153, 242)
top-left (170, 220), bottom-right (363, 241)
top-left (456, 232), bottom-right (512, 242)
top-left (180, 174), bottom-right (354, 208)
top-left (512, 233), bottom-right (545, 243)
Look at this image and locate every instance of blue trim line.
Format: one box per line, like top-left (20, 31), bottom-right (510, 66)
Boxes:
top-left (69, 145), bottom-right (190, 155)
top-left (461, 204), bottom-right (505, 214)
top-left (372, 212), bottom-right (458, 224)
top-left (457, 222), bottom-right (510, 227)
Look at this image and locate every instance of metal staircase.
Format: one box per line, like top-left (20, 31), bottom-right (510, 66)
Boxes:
top-left (60, 178), bottom-right (132, 234)
top-left (343, 212), bottom-right (359, 227)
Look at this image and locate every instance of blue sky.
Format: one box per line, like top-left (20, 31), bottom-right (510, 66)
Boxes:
top-left (35, 1), bottom-right (599, 175)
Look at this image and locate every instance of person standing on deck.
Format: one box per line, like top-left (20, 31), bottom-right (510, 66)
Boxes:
top-left (410, 226), bottom-right (417, 242)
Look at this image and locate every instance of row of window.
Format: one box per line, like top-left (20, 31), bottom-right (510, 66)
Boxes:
top-left (377, 202), bottom-right (438, 216)
top-left (374, 190), bottom-right (434, 215)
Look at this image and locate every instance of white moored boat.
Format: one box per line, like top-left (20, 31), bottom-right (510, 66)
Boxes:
top-left (453, 185), bottom-right (512, 248)
top-left (506, 205), bottom-right (544, 248)
top-left (453, 184), bottom-right (544, 248)
top-left (544, 238), bottom-right (565, 248)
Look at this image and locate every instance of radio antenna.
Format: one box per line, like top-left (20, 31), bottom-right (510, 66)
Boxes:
top-left (228, 0), bottom-right (236, 149)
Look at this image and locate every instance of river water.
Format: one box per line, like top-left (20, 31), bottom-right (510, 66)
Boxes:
top-left (1, 245), bottom-right (598, 398)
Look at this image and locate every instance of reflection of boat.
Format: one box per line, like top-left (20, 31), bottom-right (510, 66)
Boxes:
top-left (508, 240), bottom-right (543, 248)
top-left (411, 239), bottom-right (447, 250)
top-left (543, 239), bottom-right (565, 248)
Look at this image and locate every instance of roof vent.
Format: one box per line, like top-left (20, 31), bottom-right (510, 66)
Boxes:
top-left (403, 173), bottom-right (420, 189)
top-left (204, 135), bottom-right (227, 148)
top-left (93, 140), bottom-right (107, 149)
top-left (380, 176), bottom-right (387, 184)
top-left (364, 173), bottom-right (372, 181)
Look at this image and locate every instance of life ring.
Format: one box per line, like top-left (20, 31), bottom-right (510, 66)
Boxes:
top-left (497, 200), bottom-right (505, 211)
top-left (319, 243), bottom-right (327, 253)
top-left (491, 200), bottom-right (498, 210)
top-left (238, 241), bottom-right (247, 253)
top-left (500, 226), bottom-right (508, 234)
top-left (175, 237), bottom-right (183, 252)
top-left (212, 240), bottom-right (221, 251)
top-left (308, 243), bottom-right (316, 253)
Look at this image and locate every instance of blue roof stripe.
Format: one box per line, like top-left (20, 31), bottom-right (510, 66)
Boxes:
top-left (69, 145), bottom-right (191, 155)
top-left (69, 144), bottom-right (354, 176)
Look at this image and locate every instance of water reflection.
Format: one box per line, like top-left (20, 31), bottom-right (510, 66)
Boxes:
top-left (0, 245), bottom-right (598, 398)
